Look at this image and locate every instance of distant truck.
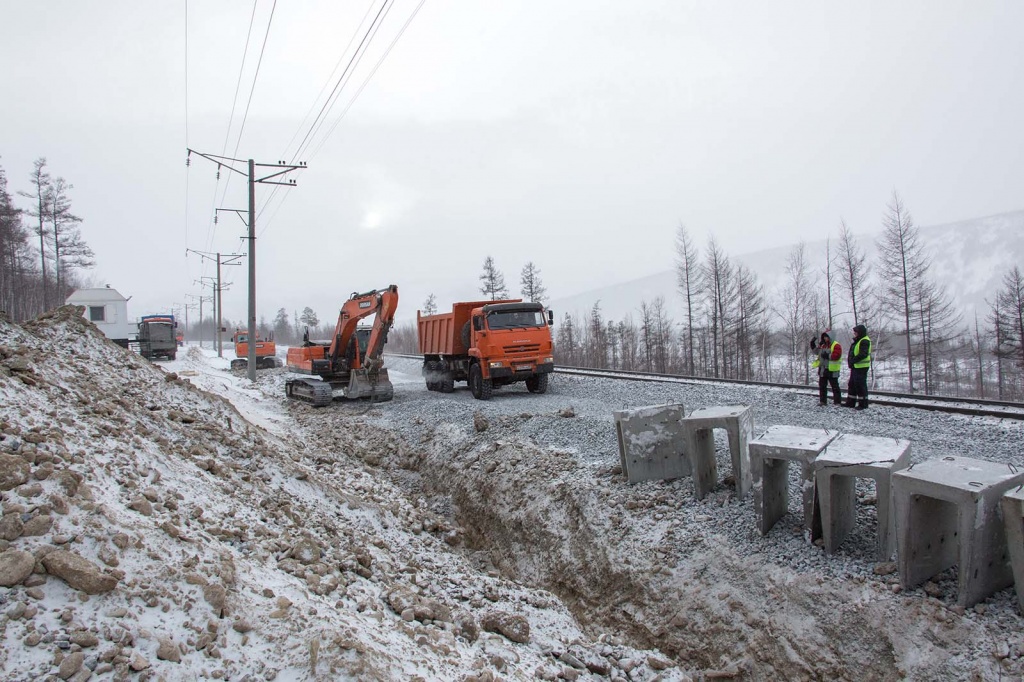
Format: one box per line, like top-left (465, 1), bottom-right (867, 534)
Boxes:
top-left (231, 329), bottom-right (279, 370)
top-left (137, 315), bottom-right (178, 361)
top-left (417, 300), bottom-right (554, 400)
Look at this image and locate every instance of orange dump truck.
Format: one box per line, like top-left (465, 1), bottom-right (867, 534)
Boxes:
top-left (417, 300), bottom-right (554, 400)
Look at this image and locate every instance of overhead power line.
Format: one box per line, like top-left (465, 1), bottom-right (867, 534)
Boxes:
top-left (256, 0), bottom-right (427, 237)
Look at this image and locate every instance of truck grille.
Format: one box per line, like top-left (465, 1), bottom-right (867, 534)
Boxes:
top-left (503, 344), bottom-right (541, 355)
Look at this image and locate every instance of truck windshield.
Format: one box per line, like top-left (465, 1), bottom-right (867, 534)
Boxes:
top-left (486, 310), bottom-right (546, 329)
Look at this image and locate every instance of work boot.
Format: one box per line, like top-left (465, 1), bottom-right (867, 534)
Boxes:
top-left (842, 400), bottom-right (856, 408)
top-left (819, 400), bottom-right (827, 407)
top-left (855, 402), bottom-right (869, 410)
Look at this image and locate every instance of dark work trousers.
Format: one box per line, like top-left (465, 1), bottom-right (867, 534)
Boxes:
top-left (818, 375), bottom-right (842, 404)
top-left (847, 367), bottom-right (869, 407)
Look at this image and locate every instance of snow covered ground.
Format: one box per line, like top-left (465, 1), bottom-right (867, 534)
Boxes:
top-left (2, 309), bottom-right (1023, 681)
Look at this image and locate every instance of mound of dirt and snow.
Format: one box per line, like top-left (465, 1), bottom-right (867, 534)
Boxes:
top-left (3, 308), bottom-right (1023, 681)
top-left (0, 308), bottom-right (681, 681)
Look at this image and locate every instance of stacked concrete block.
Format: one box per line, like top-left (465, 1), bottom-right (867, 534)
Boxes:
top-left (893, 456), bottom-right (1024, 608)
top-left (749, 425), bottom-right (839, 536)
top-left (812, 434), bottom-right (911, 559)
top-left (1000, 485), bottom-right (1024, 613)
top-left (613, 403), bottom-right (688, 484)
top-left (681, 405), bottom-right (754, 500)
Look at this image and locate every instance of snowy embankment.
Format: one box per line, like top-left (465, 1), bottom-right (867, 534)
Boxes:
top-left (2, 308), bottom-right (1023, 680)
top-left (0, 308), bottom-right (675, 681)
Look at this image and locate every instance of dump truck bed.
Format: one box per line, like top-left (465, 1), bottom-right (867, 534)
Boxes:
top-left (418, 300), bottom-right (508, 356)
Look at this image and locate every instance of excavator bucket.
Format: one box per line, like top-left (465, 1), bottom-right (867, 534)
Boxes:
top-left (345, 368), bottom-right (394, 402)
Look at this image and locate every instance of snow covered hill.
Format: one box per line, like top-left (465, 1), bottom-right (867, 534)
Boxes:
top-left (549, 210), bottom-right (1024, 326)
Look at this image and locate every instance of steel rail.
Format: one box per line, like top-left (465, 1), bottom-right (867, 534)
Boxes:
top-left (384, 353), bottom-right (1024, 420)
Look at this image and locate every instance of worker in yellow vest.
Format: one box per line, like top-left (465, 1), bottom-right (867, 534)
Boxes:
top-left (812, 331), bottom-right (843, 406)
top-left (844, 323), bottom-right (872, 410)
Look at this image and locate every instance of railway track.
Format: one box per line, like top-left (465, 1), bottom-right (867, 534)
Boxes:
top-left (385, 353), bottom-right (1024, 420)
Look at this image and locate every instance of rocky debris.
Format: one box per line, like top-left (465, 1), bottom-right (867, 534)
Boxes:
top-left (0, 548), bottom-right (36, 586)
top-left (41, 550), bottom-right (119, 594)
top-left (203, 582), bottom-right (227, 617)
top-left (21, 513), bottom-right (52, 536)
top-left (557, 407), bottom-right (575, 418)
top-left (480, 611), bottom-right (530, 644)
top-left (473, 412), bottom-right (489, 433)
top-left (0, 512), bottom-right (24, 540)
top-left (0, 452), bottom-right (30, 490)
top-left (290, 537), bottom-right (321, 565)
top-left (157, 636), bottom-right (182, 663)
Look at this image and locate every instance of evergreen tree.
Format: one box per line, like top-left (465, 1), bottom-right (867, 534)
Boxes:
top-left (422, 293), bottom-right (438, 316)
top-left (479, 256), bottom-right (508, 300)
top-left (520, 261), bottom-right (547, 303)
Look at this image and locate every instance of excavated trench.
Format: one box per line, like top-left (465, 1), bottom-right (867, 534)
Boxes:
top-left (287, 396), bottom-right (1015, 681)
top-left (367, 422), bottom-right (1008, 682)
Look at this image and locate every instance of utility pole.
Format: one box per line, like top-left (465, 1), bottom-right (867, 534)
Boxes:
top-left (187, 149), bottom-right (305, 381)
top-left (186, 248), bottom-right (243, 357)
top-left (185, 294), bottom-right (204, 347)
top-left (183, 301), bottom-right (198, 343)
top-left (191, 279), bottom-right (216, 349)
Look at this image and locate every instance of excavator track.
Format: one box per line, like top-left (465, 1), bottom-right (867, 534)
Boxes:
top-left (285, 378), bottom-right (333, 407)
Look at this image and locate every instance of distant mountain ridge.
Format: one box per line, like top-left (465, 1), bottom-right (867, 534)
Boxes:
top-left (549, 210), bottom-right (1024, 327)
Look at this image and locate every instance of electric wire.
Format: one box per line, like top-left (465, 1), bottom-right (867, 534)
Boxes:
top-left (288, 0), bottom-right (393, 165)
top-left (257, 0), bottom-right (427, 238)
top-left (204, 0), bottom-right (259, 257)
top-left (255, 0), bottom-right (397, 223)
top-left (309, 0), bottom-right (426, 162)
top-left (277, 0), bottom-right (378, 163)
top-left (229, 0), bottom-right (278, 161)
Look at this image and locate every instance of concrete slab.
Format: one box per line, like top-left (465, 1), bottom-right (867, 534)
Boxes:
top-left (682, 405), bottom-right (753, 500)
top-left (614, 403), bottom-right (689, 484)
top-left (749, 425), bottom-right (839, 536)
top-left (813, 434), bottom-right (912, 559)
top-left (893, 456), bottom-right (1024, 607)
top-left (1000, 484), bottom-right (1024, 614)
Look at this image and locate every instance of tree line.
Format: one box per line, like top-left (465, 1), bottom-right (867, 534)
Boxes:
top-left (0, 158), bottom-right (94, 320)
top-left (554, 191), bottom-right (1024, 400)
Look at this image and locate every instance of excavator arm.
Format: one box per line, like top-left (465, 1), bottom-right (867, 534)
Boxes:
top-left (328, 285), bottom-right (400, 371)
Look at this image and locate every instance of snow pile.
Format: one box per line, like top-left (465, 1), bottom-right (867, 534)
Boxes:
top-left (0, 308), bottom-right (673, 681)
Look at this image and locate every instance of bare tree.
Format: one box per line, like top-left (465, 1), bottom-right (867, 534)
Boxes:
top-left (47, 177), bottom-right (93, 300)
top-left (836, 219), bottom-right (870, 324)
top-left (556, 313), bottom-right (579, 366)
top-left (992, 266), bottom-right (1024, 377)
top-left (775, 242), bottom-right (815, 384)
top-left (299, 306), bottom-right (319, 327)
top-left (734, 263), bottom-right (766, 380)
top-left (479, 256), bottom-right (509, 301)
top-left (18, 158), bottom-right (51, 311)
top-left (877, 191), bottom-right (929, 392)
top-left (0, 163), bottom-right (31, 318)
top-left (519, 261), bottom-right (547, 304)
top-left (701, 237), bottom-right (733, 378)
top-left (674, 223), bottom-right (700, 374)
top-left (422, 294), bottom-right (437, 316)
top-left (587, 301), bottom-right (607, 368)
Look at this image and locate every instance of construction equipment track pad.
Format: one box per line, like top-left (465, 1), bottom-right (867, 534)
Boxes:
top-left (285, 378), bottom-right (333, 407)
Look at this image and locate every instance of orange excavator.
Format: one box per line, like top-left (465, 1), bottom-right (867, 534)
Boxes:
top-left (285, 285), bottom-right (399, 406)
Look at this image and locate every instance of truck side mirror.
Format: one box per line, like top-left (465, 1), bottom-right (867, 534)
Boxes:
top-left (473, 316), bottom-right (482, 331)
top-left (547, 310), bottom-right (554, 325)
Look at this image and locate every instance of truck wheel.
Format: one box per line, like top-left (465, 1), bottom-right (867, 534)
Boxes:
top-left (439, 372), bottom-right (455, 393)
top-left (169, 352), bottom-right (177, 361)
top-left (526, 373), bottom-right (549, 394)
top-left (470, 364), bottom-right (492, 401)
top-left (460, 321), bottom-right (472, 350)
top-left (424, 361), bottom-right (437, 391)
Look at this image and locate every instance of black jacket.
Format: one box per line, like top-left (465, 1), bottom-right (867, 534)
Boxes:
top-left (848, 336), bottom-right (871, 368)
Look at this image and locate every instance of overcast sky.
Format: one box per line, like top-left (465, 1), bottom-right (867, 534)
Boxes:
top-left (3, 1), bottom-right (1022, 326)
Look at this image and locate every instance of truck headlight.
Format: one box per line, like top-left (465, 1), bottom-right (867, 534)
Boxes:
top-left (544, 357), bottom-right (553, 364)
top-left (489, 362), bottom-right (503, 368)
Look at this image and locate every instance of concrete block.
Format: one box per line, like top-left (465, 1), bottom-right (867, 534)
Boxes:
top-left (682, 405), bottom-right (754, 500)
top-left (613, 403), bottom-right (688, 484)
top-left (1000, 485), bottom-right (1024, 614)
top-left (812, 434), bottom-right (912, 559)
top-left (749, 425), bottom-right (839, 536)
top-left (893, 456), bottom-right (1024, 607)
